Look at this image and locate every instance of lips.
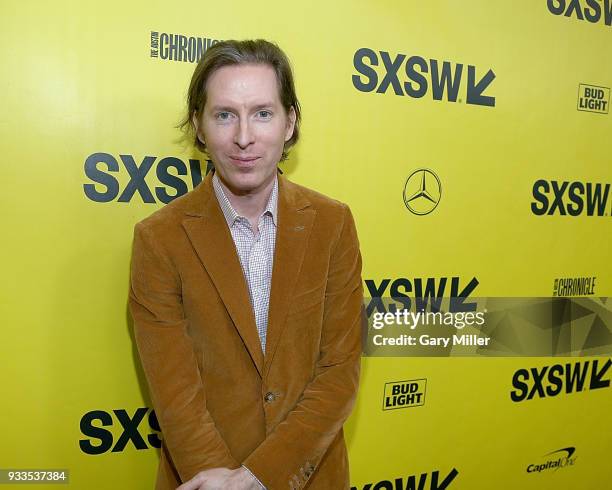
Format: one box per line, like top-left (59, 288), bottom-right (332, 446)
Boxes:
top-left (229, 155), bottom-right (259, 162)
top-left (229, 155), bottom-right (260, 167)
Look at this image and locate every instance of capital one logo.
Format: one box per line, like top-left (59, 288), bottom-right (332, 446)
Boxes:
top-left (527, 447), bottom-right (578, 473)
top-left (403, 169), bottom-right (442, 215)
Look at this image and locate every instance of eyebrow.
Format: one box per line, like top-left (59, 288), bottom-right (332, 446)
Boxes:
top-left (209, 103), bottom-right (276, 112)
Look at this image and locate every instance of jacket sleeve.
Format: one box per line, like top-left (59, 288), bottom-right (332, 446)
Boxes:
top-left (128, 221), bottom-right (239, 482)
top-left (243, 203), bottom-right (364, 489)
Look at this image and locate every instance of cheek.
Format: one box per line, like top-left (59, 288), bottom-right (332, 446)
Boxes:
top-left (203, 127), bottom-right (230, 149)
top-left (258, 124), bottom-right (290, 146)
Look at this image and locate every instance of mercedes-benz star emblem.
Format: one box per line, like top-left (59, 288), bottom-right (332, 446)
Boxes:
top-left (403, 168), bottom-right (442, 215)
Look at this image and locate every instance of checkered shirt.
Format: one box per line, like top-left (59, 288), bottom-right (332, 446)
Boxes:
top-left (212, 171), bottom-right (277, 354)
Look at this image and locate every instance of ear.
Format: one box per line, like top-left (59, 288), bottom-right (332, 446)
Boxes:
top-left (192, 112), bottom-right (205, 146)
top-left (284, 106), bottom-right (297, 142)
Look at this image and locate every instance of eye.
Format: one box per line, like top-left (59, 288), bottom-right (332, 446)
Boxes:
top-left (215, 111), bottom-right (233, 121)
top-left (257, 110), bottom-right (272, 119)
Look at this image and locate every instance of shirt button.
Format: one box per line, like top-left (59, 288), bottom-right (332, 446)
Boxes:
top-left (264, 392), bottom-right (276, 403)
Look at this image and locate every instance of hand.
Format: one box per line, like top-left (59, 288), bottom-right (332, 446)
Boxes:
top-left (176, 467), bottom-right (262, 490)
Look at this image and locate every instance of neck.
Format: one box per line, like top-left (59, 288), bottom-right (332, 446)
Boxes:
top-left (216, 172), bottom-right (276, 223)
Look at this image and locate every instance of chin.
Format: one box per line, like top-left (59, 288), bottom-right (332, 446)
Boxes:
top-left (223, 175), bottom-right (264, 193)
top-left (229, 168), bottom-right (274, 185)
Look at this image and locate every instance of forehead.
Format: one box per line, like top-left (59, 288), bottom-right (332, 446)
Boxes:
top-left (205, 63), bottom-right (281, 107)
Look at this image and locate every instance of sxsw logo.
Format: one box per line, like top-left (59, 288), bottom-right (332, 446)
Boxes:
top-left (351, 468), bottom-right (459, 490)
top-left (510, 359), bottom-right (611, 402)
top-left (79, 407), bottom-right (160, 454)
top-left (547, 0), bottom-right (612, 25)
top-left (352, 48), bottom-right (495, 107)
top-left (531, 179), bottom-right (611, 216)
top-left (383, 379), bottom-right (426, 410)
top-left (83, 152), bottom-right (212, 204)
top-left (365, 277), bottom-right (480, 317)
top-left (577, 83), bottom-right (610, 114)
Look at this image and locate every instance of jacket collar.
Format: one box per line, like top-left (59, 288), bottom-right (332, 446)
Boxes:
top-left (181, 169), bottom-right (315, 378)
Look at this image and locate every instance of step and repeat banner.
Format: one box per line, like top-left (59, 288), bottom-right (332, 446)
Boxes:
top-left (2, 1), bottom-right (611, 489)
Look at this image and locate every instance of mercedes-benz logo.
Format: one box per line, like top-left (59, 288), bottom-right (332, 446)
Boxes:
top-left (403, 168), bottom-right (442, 215)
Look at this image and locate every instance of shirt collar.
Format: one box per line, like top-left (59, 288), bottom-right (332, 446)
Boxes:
top-left (212, 171), bottom-right (278, 227)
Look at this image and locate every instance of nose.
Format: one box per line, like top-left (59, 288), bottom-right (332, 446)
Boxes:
top-left (234, 116), bottom-right (255, 149)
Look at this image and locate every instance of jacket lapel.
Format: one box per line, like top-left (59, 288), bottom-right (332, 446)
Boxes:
top-left (263, 175), bottom-right (315, 377)
top-left (181, 172), bottom-right (264, 377)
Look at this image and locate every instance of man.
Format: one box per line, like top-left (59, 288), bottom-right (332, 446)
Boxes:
top-left (128, 39), bottom-right (363, 490)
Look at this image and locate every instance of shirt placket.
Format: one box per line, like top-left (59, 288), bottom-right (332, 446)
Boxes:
top-left (251, 217), bottom-right (269, 351)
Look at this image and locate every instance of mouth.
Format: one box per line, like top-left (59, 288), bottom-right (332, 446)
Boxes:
top-left (229, 156), bottom-right (260, 167)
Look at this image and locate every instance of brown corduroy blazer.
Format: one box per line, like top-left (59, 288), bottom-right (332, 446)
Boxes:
top-left (128, 170), bottom-right (363, 490)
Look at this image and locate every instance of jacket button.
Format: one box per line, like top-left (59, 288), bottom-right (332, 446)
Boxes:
top-left (264, 392), bottom-right (276, 402)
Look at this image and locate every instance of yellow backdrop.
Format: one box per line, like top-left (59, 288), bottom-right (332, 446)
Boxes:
top-left (2, 1), bottom-right (610, 489)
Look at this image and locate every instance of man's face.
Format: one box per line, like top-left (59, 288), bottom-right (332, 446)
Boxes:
top-left (193, 63), bottom-right (296, 196)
